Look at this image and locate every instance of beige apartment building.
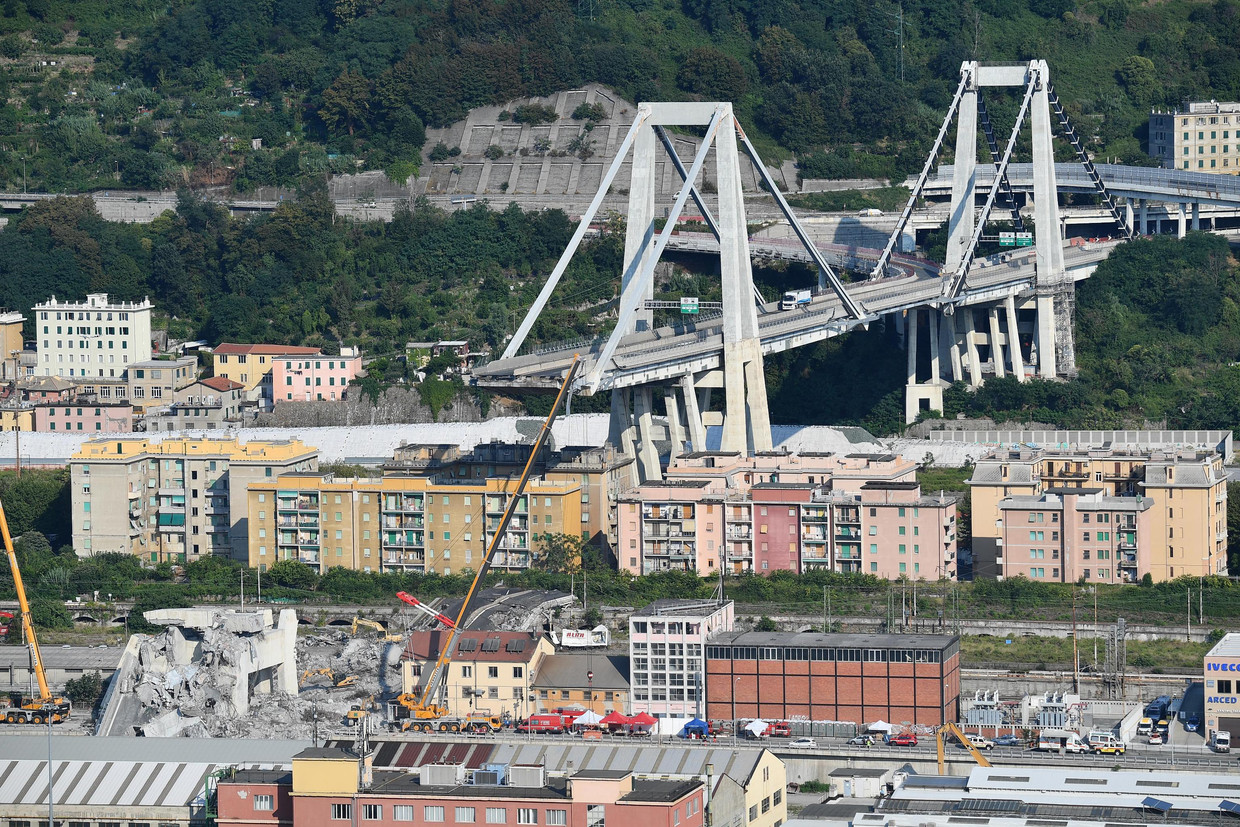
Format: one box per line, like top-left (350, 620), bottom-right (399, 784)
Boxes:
top-left (1, 310), bottom-right (24, 382)
top-left (70, 437), bottom-right (318, 563)
top-left (247, 473), bottom-right (584, 574)
top-left (1149, 101), bottom-right (1240, 173)
top-left (126, 357), bottom-right (199, 411)
top-left (969, 447), bottom-right (1227, 581)
top-left (400, 630), bottom-right (554, 721)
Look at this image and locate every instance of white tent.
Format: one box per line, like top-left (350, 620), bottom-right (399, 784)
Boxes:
top-left (866, 720), bottom-right (894, 733)
top-left (574, 710), bottom-right (605, 726)
top-left (745, 719), bottom-right (769, 735)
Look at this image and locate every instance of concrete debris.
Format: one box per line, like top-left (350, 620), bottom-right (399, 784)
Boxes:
top-left (96, 608), bottom-right (298, 738)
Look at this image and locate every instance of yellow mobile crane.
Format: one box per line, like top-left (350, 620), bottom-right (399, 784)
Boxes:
top-left (393, 356), bottom-right (580, 734)
top-left (936, 722), bottom-right (993, 774)
top-left (0, 496), bottom-right (72, 725)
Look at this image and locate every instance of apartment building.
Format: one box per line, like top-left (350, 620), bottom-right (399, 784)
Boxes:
top-left (34, 293), bottom-right (153, 378)
top-left (969, 447), bottom-right (1227, 581)
top-left (213, 343), bottom-right (321, 407)
top-left (126, 356), bottom-right (199, 411)
top-left (403, 441), bottom-right (636, 549)
top-left (400, 630), bottom-right (553, 721)
top-left (531, 653), bottom-right (630, 715)
top-left (704, 631), bottom-right (961, 727)
top-left (997, 488), bottom-right (1154, 583)
top-left (0, 310), bottom-right (23, 382)
top-left (271, 348), bottom-right (362, 403)
top-left (218, 750), bottom-right (706, 827)
top-left (628, 599), bottom-right (734, 719)
top-left (145, 376), bottom-right (245, 432)
top-left (619, 452), bottom-right (958, 579)
top-left (247, 473), bottom-right (583, 574)
top-left (34, 399), bottom-right (133, 432)
top-left (70, 436), bottom-right (318, 563)
top-left (1149, 101), bottom-right (1240, 173)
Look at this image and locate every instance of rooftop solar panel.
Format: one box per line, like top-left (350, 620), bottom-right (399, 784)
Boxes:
top-left (482, 638), bottom-right (501, 652)
top-left (1220, 800), bottom-right (1240, 816)
top-left (1142, 797), bottom-right (1173, 813)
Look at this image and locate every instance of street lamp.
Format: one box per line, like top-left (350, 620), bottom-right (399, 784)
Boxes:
top-left (587, 670), bottom-right (594, 713)
top-left (43, 702), bottom-right (55, 827)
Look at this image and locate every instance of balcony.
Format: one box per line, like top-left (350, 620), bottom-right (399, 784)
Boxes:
top-left (493, 551), bottom-right (531, 569)
top-left (384, 532), bottom-right (425, 548)
top-left (278, 497), bottom-right (318, 512)
top-left (383, 496), bottom-right (425, 513)
top-left (487, 497), bottom-right (528, 515)
top-left (727, 550), bottom-right (753, 561)
top-left (836, 561), bottom-right (862, 573)
top-left (207, 523), bottom-right (229, 534)
top-left (830, 529), bottom-right (854, 540)
top-left (834, 509), bottom-right (860, 524)
top-left (382, 516), bottom-right (425, 530)
top-left (726, 527), bottom-right (752, 540)
top-left (298, 549), bottom-right (320, 564)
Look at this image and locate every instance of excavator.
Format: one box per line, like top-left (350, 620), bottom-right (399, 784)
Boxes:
top-left (299, 668), bottom-right (358, 689)
top-left (351, 616), bottom-right (403, 643)
top-left (391, 356), bottom-right (580, 735)
top-left (0, 495), bottom-right (72, 725)
top-left (936, 721), bottom-right (993, 774)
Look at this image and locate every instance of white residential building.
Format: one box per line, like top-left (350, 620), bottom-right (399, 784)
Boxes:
top-left (628, 599), bottom-right (734, 719)
top-left (34, 293), bottom-right (153, 379)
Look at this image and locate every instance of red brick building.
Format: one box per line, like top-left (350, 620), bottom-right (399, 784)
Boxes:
top-left (704, 631), bottom-right (960, 727)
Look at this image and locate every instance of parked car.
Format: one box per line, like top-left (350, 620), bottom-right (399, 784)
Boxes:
top-left (993, 734), bottom-right (1023, 747)
top-left (1185, 715), bottom-right (1201, 732)
top-left (789, 737), bottom-right (818, 749)
top-left (847, 734), bottom-right (876, 747)
top-left (966, 734), bottom-right (995, 750)
top-left (1156, 719), bottom-right (1170, 735)
top-left (1137, 717), bottom-right (1153, 736)
top-left (1148, 731), bottom-right (1164, 745)
top-left (886, 732), bottom-right (918, 747)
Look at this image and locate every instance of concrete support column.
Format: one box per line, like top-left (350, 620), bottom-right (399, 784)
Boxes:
top-left (1036, 294), bottom-right (1056, 378)
top-left (1139, 199), bottom-right (1148, 235)
top-left (623, 125), bottom-right (658, 333)
top-left (720, 343), bottom-right (748, 453)
top-left (945, 65), bottom-right (979, 274)
top-left (1177, 203), bottom-right (1187, 238)
top-left (945, 311), bottom-right (964, 383)
top-left (633, 387), bottom-right (661, 481)
top-left (743, 349), bottom-right (773, 453)
top-left (988, 306), bottom-right (1005, 379)
top-left (665, 389), bottom-right (684, 463)
top-left (1030, 60), bottom-right (1066, 290)
top-left (893, 311), bottom-right (906, 348)
top-left (1192, 201), bottom-right (1201, 231)
top-left (609, 389), bottom-right (637, 465)
top-left (928, 308), bottom-right (942, 384)
top-left (964, 310), bottom-right (983, 388)
top-left (681, 375), bottom-right (706, 453)
top-left (1124, 199), bottom-right (1134, 237)
top-left (906, 309), bottom-right (920, 386)
top-left (1005, 295), bottom-right (1027, 382)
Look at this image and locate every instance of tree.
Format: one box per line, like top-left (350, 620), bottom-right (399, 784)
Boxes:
top-left (755, 615), bottom-right (779, 632)
top-left (319, 69), bottom-right (371, 136)
top-left (1117, 56), bottom-right (1158, 105)
top-left (676, 46), bottom-right (748, 102)
top-left (266, 560), bottom-right (320, 590)
top-left (538, 533), bottom-right (584, 574)
top-left (64, 671), bottom-right (104, 707)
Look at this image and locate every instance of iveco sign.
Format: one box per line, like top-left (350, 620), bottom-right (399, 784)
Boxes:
top-left (1208, 663), bottom-right (1240, 671)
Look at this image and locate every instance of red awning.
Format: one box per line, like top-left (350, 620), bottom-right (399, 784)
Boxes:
top-left (629, 712), bottom-right (657, 726)
top-left (600, 711), bottom-right (631, 726)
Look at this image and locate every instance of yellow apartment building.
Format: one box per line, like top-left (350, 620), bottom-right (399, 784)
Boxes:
top-left (400, 630), bottom-right (553, 721)
top-left (247, 473), bottom-right (583, 574)
top-left (70, 436), bottom-right (318, 563)
top-left (968, 447), bottom-right (1227, 581)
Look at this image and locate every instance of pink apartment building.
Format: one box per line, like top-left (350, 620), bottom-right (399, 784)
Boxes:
top-left (34, 399), bottom-right (133, 432)
top-left (271, 349), bottom-right (362, 403)
top-left (619, 452), bottom-right (959, 580)
top-left (998, 487), bottom-right (1153, 583)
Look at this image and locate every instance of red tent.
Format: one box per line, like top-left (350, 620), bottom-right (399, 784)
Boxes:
top-left (629, 712), bottom-right (657, 726)
top-left (600, 711), bottom-right (631, 726)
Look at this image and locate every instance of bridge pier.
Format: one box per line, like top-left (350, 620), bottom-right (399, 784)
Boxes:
top-left (1139, 199), bottom-right (1148, 235)
top-left (1192, 201), bottom-right (1201, 231)
top-left (987, 307), bottom-right (1006, 379)
top-left (1005, 296), bottom-right (1027, 381)
top-left (1177, 203), bottom-right (1187, 238)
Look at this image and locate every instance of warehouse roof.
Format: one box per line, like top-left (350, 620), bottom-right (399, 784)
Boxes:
top-left (710, 631), bottom-right (958, 650)
top-left (532, 654), bottom-right (629, 691)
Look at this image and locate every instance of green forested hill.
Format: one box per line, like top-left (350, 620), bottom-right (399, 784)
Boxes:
top-left (1, 0), bottom-right (1240, 191)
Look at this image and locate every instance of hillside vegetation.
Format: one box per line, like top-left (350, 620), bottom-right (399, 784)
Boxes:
top-left (0, 0), bottom-right (1239, 192)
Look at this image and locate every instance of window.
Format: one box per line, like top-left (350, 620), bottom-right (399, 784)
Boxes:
top-left (586, 806), bottom-right (605, 827)
top-left (749, 806), bottom-right (759, 823)
top-left (457, 808), bottom-right (477, 823)
top-left (1221, 680), bottom-right (1233, 694)
top-left (254, 795), bottom-right (274, 812)
top-left (332, 805), bottom-right (353, 821)
top-left (487, 810), bottom-right (507, 824)
top-left (364, 806), bottom-right (383, 821)
top-left (395, 807), bottom-right (415, 822)
top-left (774, 790), bottom-right (782, 806)
top-left (518, 810), bottom-right (538, 825)
top-left (546, 813), bottom-right (566, 827)
top-left (488, 666), bottom-right (499, 678)
top-left (426, 807), bottom-right (446, 823)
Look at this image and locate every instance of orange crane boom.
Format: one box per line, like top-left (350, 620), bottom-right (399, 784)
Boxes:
top-left (1, 495), bottom-right (71, 724)
top-left (397, 356), bottom-right (580, 722)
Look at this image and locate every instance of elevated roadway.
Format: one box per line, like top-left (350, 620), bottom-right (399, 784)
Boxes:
top-left (923, 162), bottom-right (1240, 205)
top-left (474, 240), bottom-right (1118, 392)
